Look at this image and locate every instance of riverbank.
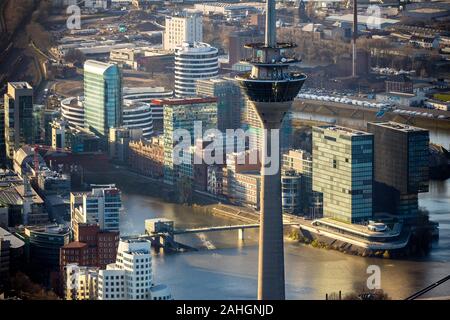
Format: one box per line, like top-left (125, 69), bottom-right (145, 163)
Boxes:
top-left (84, 166), bottom-right (440, 259)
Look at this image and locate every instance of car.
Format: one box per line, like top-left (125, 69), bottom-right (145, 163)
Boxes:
top-left (368, 223), bottom-right (388, 232)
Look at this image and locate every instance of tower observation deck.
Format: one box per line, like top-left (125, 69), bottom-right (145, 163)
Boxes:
top-left (236, 0), bottom-right (307, 301)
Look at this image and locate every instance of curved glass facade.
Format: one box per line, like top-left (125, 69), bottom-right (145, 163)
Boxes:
top-left (84, 61), bottom-right (122, 137)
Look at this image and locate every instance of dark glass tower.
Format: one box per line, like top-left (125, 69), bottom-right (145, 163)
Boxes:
top-left (236, 0), bottom-right (306, 300)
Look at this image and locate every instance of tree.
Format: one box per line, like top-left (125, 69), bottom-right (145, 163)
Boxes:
top-left (177, 175), bottom-right (193, 205)
top-left (9, 272), bottom-right (59, 300)
top-left (64, 49), bottom-right (86, 66)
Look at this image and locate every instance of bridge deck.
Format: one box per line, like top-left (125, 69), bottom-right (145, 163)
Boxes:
top-left (173, 222), bottom-right (298, 235)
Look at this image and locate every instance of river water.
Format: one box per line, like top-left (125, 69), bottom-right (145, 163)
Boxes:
top-left (119, 112), bottom-right (450, 300)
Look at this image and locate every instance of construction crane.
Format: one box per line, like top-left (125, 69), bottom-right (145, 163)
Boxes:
top-left (32, 145), bottom-right (71, 177)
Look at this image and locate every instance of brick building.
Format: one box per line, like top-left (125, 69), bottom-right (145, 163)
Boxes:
top-left (60, 224), bottom-right (119, 271)
top-left (127, 137), bottom-right (165, 178)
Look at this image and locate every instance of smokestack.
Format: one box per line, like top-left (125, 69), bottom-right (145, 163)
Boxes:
top-left (265, 0), bottom-right (276, 47)
top-left (352, 0), bottom-right (358, 78)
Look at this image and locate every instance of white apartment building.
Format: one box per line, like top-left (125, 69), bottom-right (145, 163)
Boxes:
top-left (164, 14), bottom-right (203, 51)
top-left (71, 185), bottom-right (121, 233)
top-left (64, 264), bottom-right (99, 300)
top-left (98, 238), bottom-right (172, 300)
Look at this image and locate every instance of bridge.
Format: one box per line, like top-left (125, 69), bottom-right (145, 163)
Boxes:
top-left (173, 222), bottom-right (299, 240)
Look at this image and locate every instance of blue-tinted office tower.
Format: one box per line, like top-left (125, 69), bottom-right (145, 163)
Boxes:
top-left (84, 60), bottom-right (122, 137)
top-left (367, 122), bottom-right (429, 218)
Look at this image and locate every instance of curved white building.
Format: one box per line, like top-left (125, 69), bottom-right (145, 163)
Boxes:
top-left (123, 87), bottom-right (173, 125)
top-left (122, 101), bottom-right (153, 138)
top-left (174, 42), bottom-right (219, 97)
top-left (122, 87), bottom-right (173, 104)
top-left (61, 96), bottom-right (85, 129)
top-left (98, 238), bottom-right (172, 300)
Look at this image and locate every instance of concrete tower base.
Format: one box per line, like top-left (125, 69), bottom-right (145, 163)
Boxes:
top-left (249, 101), bottom-right (292, 300)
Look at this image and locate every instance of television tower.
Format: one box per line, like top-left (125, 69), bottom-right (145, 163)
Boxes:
top-left (237, 0), bottom-right (307, 300)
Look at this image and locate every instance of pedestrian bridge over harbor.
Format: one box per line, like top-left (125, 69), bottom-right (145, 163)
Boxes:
top-left (173, 222), bottom-right (300, 240)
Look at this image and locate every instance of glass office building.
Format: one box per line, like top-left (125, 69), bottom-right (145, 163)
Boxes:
top-left (84, 60), bottom-right (122, 137)
top-left (367, 122), bottom-right (429, 218)
top-left (156, 97), bottom-right (217, 185)
top-left (312, 126), bottom-right (374, 223)
top-left (3, 82), bottom-right (34, 160)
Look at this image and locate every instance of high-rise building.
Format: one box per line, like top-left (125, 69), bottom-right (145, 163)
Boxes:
top-left (51, 119), bottom-right (67, 149)
top-left (282, 149), bottom-right (316, 215)
top-left (236, 0), bottom-right (306, 300)
top-left (163, 13), bottom-right (203, 51)
top-left (84, 60), bottom-right (122, 137)
top-left (156, 97), bottom-right (217, 185)
top-left (70, 185), bottom-right (121, 233)
top-left (196, 77), bottom-right (243, 131)
top-left (3, 82), bottom-right (33, 160)
top-left (281, 170), bottom-right (302, 215)
top-left (367, 122), bottom-right (429, 218)
top-left (174, 42), bottom-right (219, 97)
top-left (98, 238), bottom-right (172, 300)
top-left (312, 126), bottom-right (374, 223)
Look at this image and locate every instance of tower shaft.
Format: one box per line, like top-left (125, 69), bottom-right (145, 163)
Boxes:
top-left (237, 0), bottom-right (307, 300)
top-left (253, 101), bottom-right (291, 300)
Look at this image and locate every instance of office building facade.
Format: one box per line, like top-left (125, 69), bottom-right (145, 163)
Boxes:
top-left (367, 122), bottom-right (429, 218)
top-left (71, 185), bottom-right (121, 233)
top-left (312, 126), bottom-right (374, 223)
top-left (4, 82), bottom-right (34, 160)
top-left (164, 13), bottom-right (203, 51)
top-left (157, 97), bottom-right (217, 185)
top-left (84, 60), bottom-right (122, 137)
top-left (196, 77), bottom-right (243, 131)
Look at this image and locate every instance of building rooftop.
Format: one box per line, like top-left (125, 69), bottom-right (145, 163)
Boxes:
top-left (152, 97), bottom-right (217, 106)
top-left (316, 125), bottom-right (373, 136)
top-left (25, 224), bottom-right (70, 235)
top-left (8, 82), bottom-right (32, 90)
top-left (175, 42), bottom-right (218, 54)
top-left (84, 60), bottom-right (118, 75)
top-left (145, 218), bottom-right (173, 223)
top-left (15, 185), bottom-right (44, 204)
top-left (318, 217), bottom-right (401, 238)
top-left (326, 14), bottom-right (399, 28)
top-left (62, 241), bottom-right (87, 249)
top-left (0, 184), bottom-right (43, 205)
top-left (368, 121), bottom-right (429, 133)
top-left (0, 227), bottom-right (25, 249)
top-left (123, 86), bottom-right (172, 95)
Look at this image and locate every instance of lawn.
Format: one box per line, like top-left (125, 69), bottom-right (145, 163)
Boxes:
top-left (434, 92), bottom-right (450, 102)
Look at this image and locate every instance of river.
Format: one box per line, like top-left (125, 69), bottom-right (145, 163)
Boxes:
top-left (118, 112), bottom-right (450, 300)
